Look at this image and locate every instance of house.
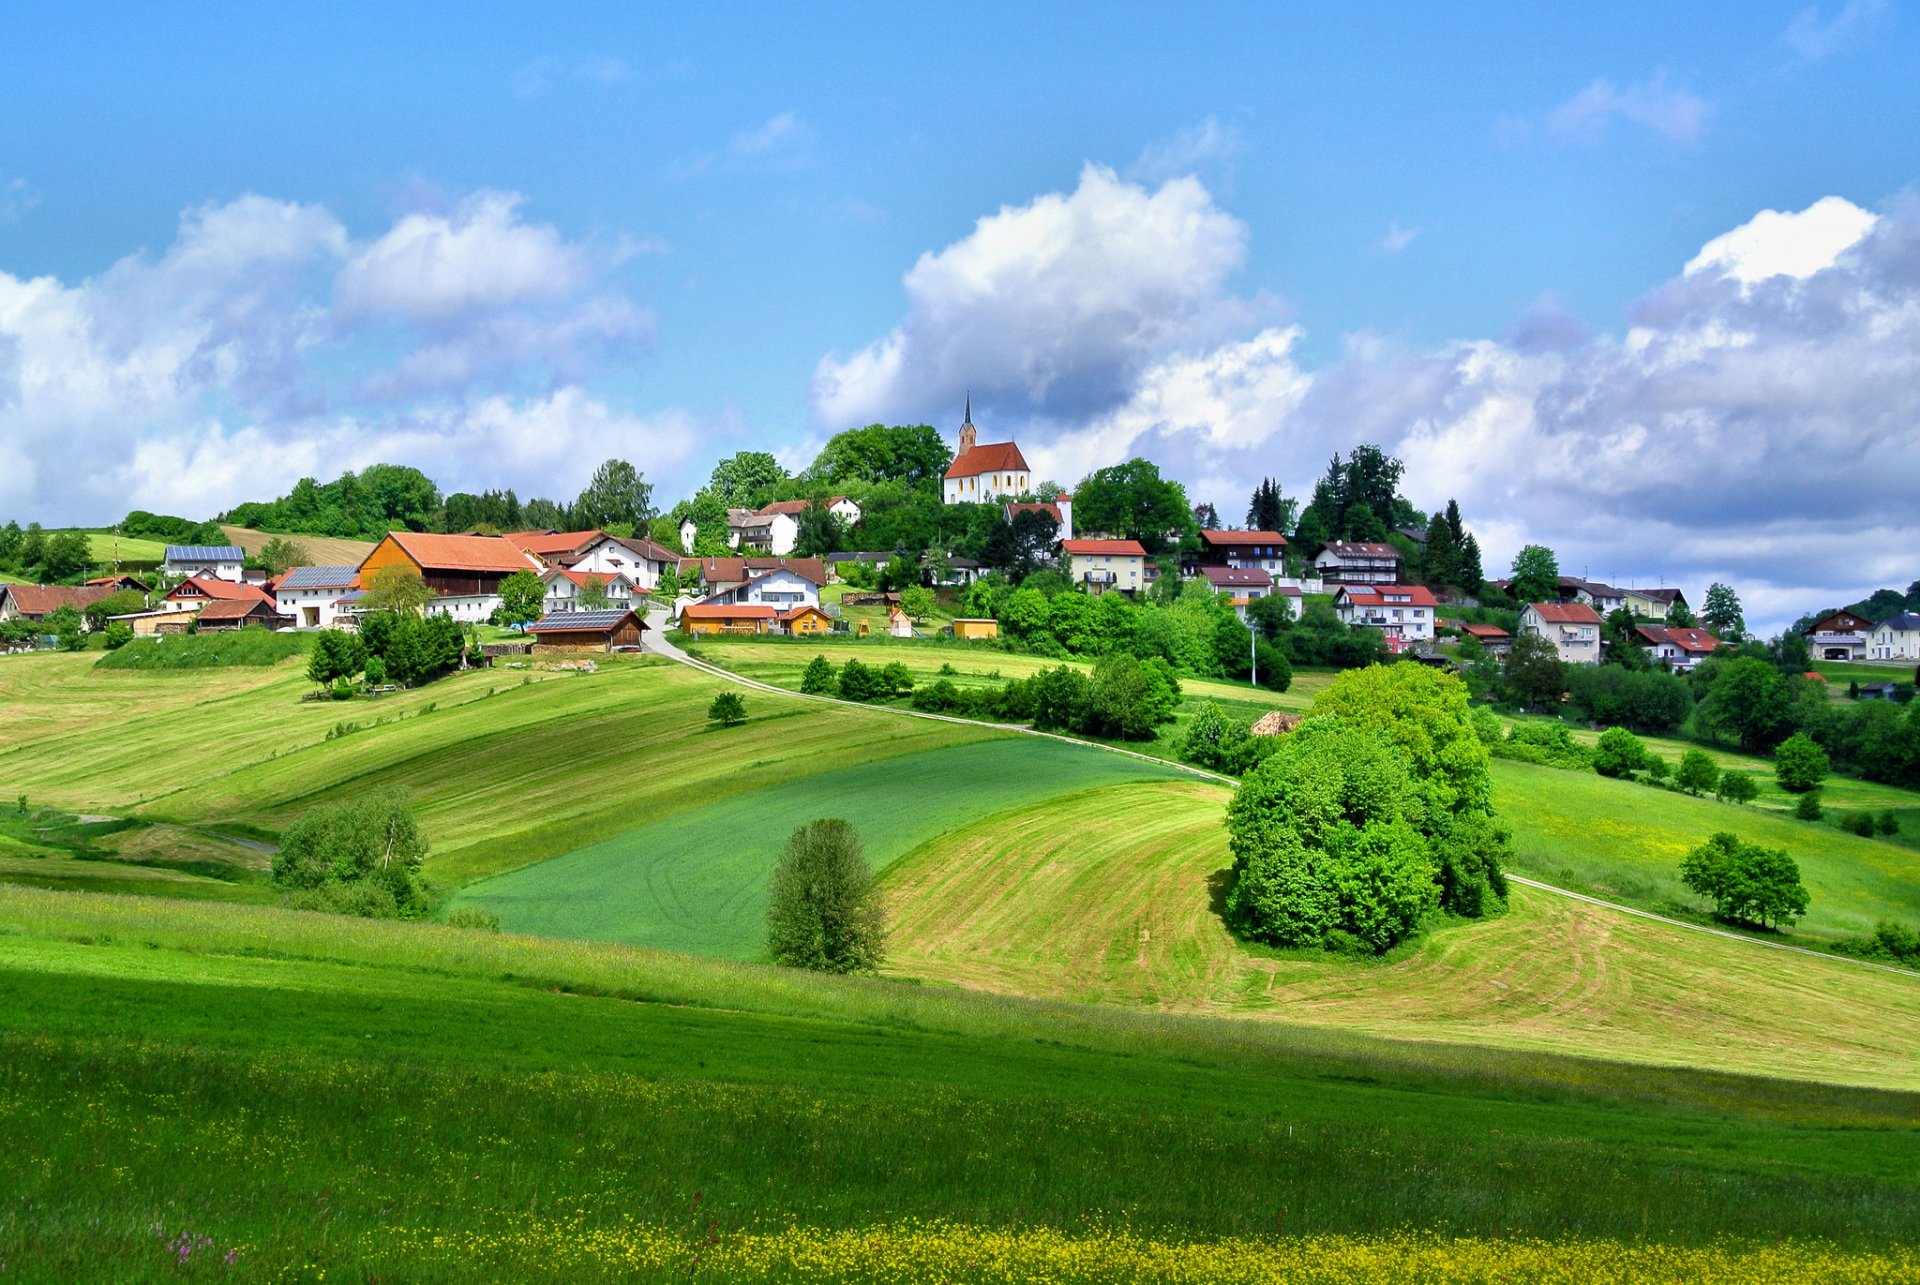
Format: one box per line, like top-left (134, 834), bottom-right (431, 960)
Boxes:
top-left (1556, 577), bottom-right (1627, 615)
top-left (1867, 612), bottom-right (1920, 662)
top-left (195, 598), bottom-right (292, 632)
top-left (1804, 609), bottom-right (1876, 662)
top-left (780, 604), bottom-right (835, 636)
top-left (698, 565), bottom-right (821, 612)
top-left (542, 568), bottom-right (639, 615)
top-left (86, 574), bottom-right (149, 594)
top-left (950, 618), bottom-right (999, 641)
top-left (1519, 601), bottom-right (1604, 664)
top-left (725, 508), bottom-right (799, 556)
top-left (164, 575), bottom-right (275, 617)
top-left (930, 554), bottom-right (984, 587)
top-left (357, 532), bottom-right (542, 623)
top-left (758, 496), bottom-right (863, 526)
top-left (1060, 538), bottom-right (1148, 595)
top-left (1453, 622), bottom-right (1511, 658)
top-left (1194, 529), bottom-right (1288, 575)
top-left (1334, 585), bottom-right (1439, 651)
top-left (1634, 625), bottom-right (1724, 672)
top-left (943, 402), bottom-right (1030, 504)
top-left (1004, 497), bottom-right (1072, 540)
top-left (1199, 566), bottom-right (1274, 599)
top-left (0, 583), bottom-right (116, 627)
top-left (1625, 587), bottom-right (1689, 621)
top-left (1858, 681), bottom-right (1902, 702)
top-left (556, 533), bottom-right (679, 591)
top-left (1312, 542), bottom-right (1402, 586)
top-left (679, 556), bottom-right (828, 598)
top-left (678, 602), bottom-right (778, 635)
top-left (505, 530), bottom-right (605, 564)
top-left (275, 566), bottom-right (362, 629)
top-left (527, 608), bottom-right (648, 654)
top-left (163, 545), bottom-right (246, 583)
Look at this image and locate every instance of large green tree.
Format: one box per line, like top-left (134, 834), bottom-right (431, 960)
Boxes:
top-left (1509, 544), bottom-right (1561, 603)
top-left (765, 819), bottom-right (887, 973)
top-left (1245, 477), bottom-right (1297, 533)
top-left (1504, 633), bottom-right (1567, 708)
top-left (271, 789), bottom-right (431, 918)
top-left (573, 459), bottom-right (655, 530)
top-left (806, 424), bottom-right (952, 490)
top-left (1680, 832), bottom-right (1809, 930)
top-left (1696, 656), bottom-right (1797, 752)
top-left (1702, 582), bottom-right (1745, 641)
top-left (1071, 458), bottom-right (1195, 555)
top-left (708, 451), bottom-right (788, 506)
top-left (498, 569), bottom-right (547, 629)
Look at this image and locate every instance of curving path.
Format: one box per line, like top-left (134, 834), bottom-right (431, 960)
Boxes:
top-left (643, 609), bottom-right (1920, 981)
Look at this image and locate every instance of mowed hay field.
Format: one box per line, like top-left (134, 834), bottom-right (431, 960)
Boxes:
top-left (452, 738), bottom-right (1185, 957)
top-left (881, 779), bottom-right (1920, 1090)
top-left (220, 523), bottom-right (376, 566)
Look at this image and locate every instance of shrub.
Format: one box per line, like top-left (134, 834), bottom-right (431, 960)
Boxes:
top-left (837, 658), bottom-right (880, 703)
top-left (707, 691), bottom-right (747, 727)
top-left (1030, 665), bottom-right (1092, 733)
top-left (101, 622), bottom-right (134, 650)
top-left (1835, 920), bottom-right (1920, 968)
top-left (363, 655), bottom-right (388, 687)
top-left (910, 679), bottom-right (961, 713)
top-left (1715, 772), bottom-right (1759, 805)
top-left (271, 789), bottom-right (429, 918)
top-left (879, 662), bottom-right (915, 698)
top-left (1878, 810), bottom-right (1902, 837)
top-left (800, 654), bottom-right (837, 695)
top-left (1252, 639), bottom-right (1292, 692)
top-left (765, 819), bottom-right (886, 973)
top-left (1679, 831), bottom-right (1809, 930)
top-left (1674, 749), bottom-right (1720, 797)
top-left (1774, 732), bottom-right (1829, 793)
top-left (1496, 721), bottom-right (1592, 770)
top-left (1841, 811), bottom-right (1878, 837)
top-left (1592, 727), bottom-right (1650, 779)
top-left (1794, 790), bottom-right (1824, 822)
top-left (443, 907), bottom-right (502, 932)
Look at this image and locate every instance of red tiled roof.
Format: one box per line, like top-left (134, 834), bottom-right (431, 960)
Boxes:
top-left (680, 603), bottom-right (778, 620)
top-left (1200, 529), bottom-right (1288, 547)
top-left (780, 605), bottom-right (830, 622)
top-left (677, 556), bottom-right (827, 586)
top-left (380, 532), bottom-right (541, 575)
top-left (757, 497), bottom-right (849, 517)
top-left (1338, 584), bottom-right (1439, 608)
top-left (1636, 625), bottom-right (1722, 653)
top-left (1200, 566), bottom-right (1274, 588)
top-left (1527, 601), bottom-right (1604, 625)
top-left (506, 530), bottom-right (605, 557)
top-left (945, 441), bottom-right (1029, 479)
top-left (1458, 623), bottom-right (1510, 639)
top-left (544, 567), bottom-right (632, 589)
top-left (196, 598), bottom-right (278, 621)
top-left (166, 578), bottom-right (272, 605)
top-left (1319, 541), bottom-right (1400, 558)
top-left (1004, 501), bottom-right (1064, 524)
top-left (1, 584), bottom-right (116, 615)
top-left (1061, 539), bottom-right (1148, 557)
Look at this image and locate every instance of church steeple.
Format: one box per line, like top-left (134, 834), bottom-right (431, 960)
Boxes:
top-left (958, 393), bottom-right (977, 455)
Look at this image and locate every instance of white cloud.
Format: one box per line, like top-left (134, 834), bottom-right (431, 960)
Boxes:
top-left (1545, 74), bottom-right (1712, 143)
top-left (512, 54), bottom-right (633, 97)
top-left (0, 177), bottom-right (40, 224)
top-left (1780, 0), bottom-right (1889, 61)
top-left (1683, 195), bottom-right (1878, 285)
top-left (1129, 117), bottom-right (1244, 184)
top-left (672, 111), bottom-right (815, 176)
top-left (0, 191), bottom-right (686, 524)
top-left (812, 163), bottom-right (1253, 426)
top-left (1379, 221), bottom-right (1420, 254)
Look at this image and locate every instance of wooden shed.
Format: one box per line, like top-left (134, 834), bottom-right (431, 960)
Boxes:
top-left (528, 608), bottom-right (648, 654)
top-left (780, 605), bottom-right (834, 636)
top-left (950, 618), bottom-right (999, 640)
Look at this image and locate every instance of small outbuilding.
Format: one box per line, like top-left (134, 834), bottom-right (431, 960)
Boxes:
top-left (950, 617), bottom-right (999, 640)
top-left (780, 604), bottom-right (834, 636)
top-left (679, 602), bottom-right (779, 635)
top-left (528, 608), bottom-right (648, 654)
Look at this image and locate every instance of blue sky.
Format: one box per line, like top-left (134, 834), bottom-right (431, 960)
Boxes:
top-left (2, 2), bottom-right (1916, 627)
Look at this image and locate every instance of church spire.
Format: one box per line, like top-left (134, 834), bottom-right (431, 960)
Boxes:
top-left (963, 392), bottom-right (972, 426)
top-left (958, 393), bottom-right (976, 455)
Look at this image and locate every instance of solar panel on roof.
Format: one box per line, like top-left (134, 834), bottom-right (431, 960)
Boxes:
top-left (278, 565), bottom-right (360, 589)
top-left (165, 545), bottom-right (246, 561)
top-left (529, 609), bottom-right (641, 631)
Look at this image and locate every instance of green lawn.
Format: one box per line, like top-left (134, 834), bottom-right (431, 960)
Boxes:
top-left (1, 885), bottom-right (1917, 1280)
top-left (71, 529), bottom-right (170, 564)
top-left (451, 739), bottom-right (1185, 957)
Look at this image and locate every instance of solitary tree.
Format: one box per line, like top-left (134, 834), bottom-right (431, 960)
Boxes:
top-left (271, 789), bottom-right (430, 918)
top-left (707, 691), bottom-right (747, 727)
top-left (497, 569), bottom-right (547, 630)
top-left (1592, 727), bottom-right (1651, 779)
top-left (574, 459), bottom-right (655, 529)
top-left (899, 585), bottom-right (935, 620)
top-left (1715, 772), bottom-right (1760, 805)
top-left (1504, 633), bottom-right (1567, 708)
top-left (1679, 831), bottom-right (1809, 929)
top-left (1774, 731), bottom-right (1829, 793)
top-left (1702, 582), bottom-right (1746, 641)
top-left (257, 536), bottom-right (312, 577)
top-left (575, 574), bottom-right (611, 611)
top-left (1509, 544), bottom-right (1561, 603)
top-left (1674, 749), bottom-right (1721, 797)
top-left (765, 819), bottom-right (887, 973)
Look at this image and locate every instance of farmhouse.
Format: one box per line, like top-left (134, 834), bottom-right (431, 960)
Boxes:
top-left (1804, 608), bottom-right (1876, 662)
top-left (1634, 624), bottom-right (1724, 671)
top-left (943, 402), bottom-right (1030, 504)
top-left (679, 556), bottom-right (828, 598)
top-left (759, 496), bottom-right (863, 524)
top-left (1194, 529), bottom-right (1288, 574)
top-left (528, 608), bottom-right (648, 654)
top-left (163, 545), bottom-right (246, 583)
top-left (357, 532), bottom-right (542, 624)
top-left (1868, 612), bottom-right (1920, 662)
top-left (1334, 584), bottom-right (1438, 650)
top-left (1198, 566), bottom-right (1273, 598)
top-left (554, 533), bottom-right (679, 590)
top-left (276, 566), bottom-right (360, 628)
top-left (1519, 601), bottom-right (1604, 664)
top-left (0, 583), bottom-right (115, 626)
top-left (1003, 498), bottom-right (1072, 540)
top-left (541, 568), bottom-right (639, 614)
top-left (505, 530), bottom-right (605, 563)
top-left (698, 565), bottom-right (822, 612)
top-left (1060, 538), bottom-right (1148, 595)
top-left (164, 575), bottom-right (274, 616)
top-left (1312, 541), bottom-right (1401, 586)
top-left (1453, 622), bottom-right (1511, 658)
top-left (85, 573), bottom-right (150, 594)
top-left (196, 598), bottom-right (291, 632)
top-left (679, 602), bottom-right (779, 635)
top-left (1625, 587), bottom-right (1688, 621)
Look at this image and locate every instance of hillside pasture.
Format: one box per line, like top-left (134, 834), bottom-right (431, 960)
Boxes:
top-left (881, 779), bottom-right (1920, 1090)
top-left (450, 738), bottom-right (1183, 957)
top-left (220, 523), bottom-right (376, 567)
top-left (72, 530), bottom-right (170, 564)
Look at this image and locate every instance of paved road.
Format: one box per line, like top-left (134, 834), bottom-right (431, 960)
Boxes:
top-left (643, 610), bottom-right (1919, 981)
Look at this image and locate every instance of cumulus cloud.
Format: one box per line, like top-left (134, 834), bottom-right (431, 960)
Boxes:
top-left (1545, 74), bottom-right (1712, 143)
top-left (812, 163), bottom-right (1255, 426)
top-left (818, 172), bottom-right (1920, 632)
top-left (0, 190), bottom-right (685, 524)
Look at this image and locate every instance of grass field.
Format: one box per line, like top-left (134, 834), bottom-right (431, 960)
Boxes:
top-left (2, 885), bottom-right (1917, 1280)
top-left (452, 738), bottom-right (1185, 957)
top-left (69, 529), bottom-right (170, 564)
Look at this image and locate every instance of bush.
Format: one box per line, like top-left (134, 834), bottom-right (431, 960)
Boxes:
top-left (1835, 920), bottom-right (1920, 968)
top-left (1030, 665), bottom-right (1092, 733)
top-left (837, 658), bottom-right (881, 703)
top-left (1674, 749), bottom-right (1720, 797)
top-left (1085, 652), bottom-right (1179, 740)
top-left (1774, 732), bottom-right (1829, 793)
top-left (1592, 727), bottom-right (1650, 779)
top-left (271, 789), bottom-right (429, 917)
top-left (765, 819), bottom-right (886, 973)
top-left (1878, 809), bottom-right (1902, 837)
top-left (910, 678), bottom-right (962, 713)
top-left (100, 622), bottom-right (134, 650)
top-left (800, 654), bottom-right (837, 695)
top-left (1495, 721), bottom-right (1592, 770)
top-left (1679, 831), bottom-right (1809, 930)
top-left (1715, 771), bottom-right (1759, 805)
top-left (879, 662), bottom-right (915, 698)
top-left (707, 691), bottom-right (747, 727)
top-left (443, 907), bottom-right (502, 932)
top-left (1794, 790), bottom-right (1824, 822)
top-left (1841, 811), bottom-right (1879, 837)
top-left (1252, 639), bottom-right (1292, 692)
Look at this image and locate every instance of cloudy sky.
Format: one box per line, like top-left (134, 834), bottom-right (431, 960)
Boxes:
top-left (2, 2), bottom-right (1916, 630)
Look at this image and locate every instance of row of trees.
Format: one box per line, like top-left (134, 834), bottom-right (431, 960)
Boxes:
top-left (306, 611), bottom-right (467, 692)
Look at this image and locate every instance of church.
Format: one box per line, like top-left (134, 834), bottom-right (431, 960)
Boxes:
top-left (941, 399), bottom-right (1030, 505)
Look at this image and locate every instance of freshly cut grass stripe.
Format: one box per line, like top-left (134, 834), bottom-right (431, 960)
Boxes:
top-left (452, 739), bottom-right (1186, 958)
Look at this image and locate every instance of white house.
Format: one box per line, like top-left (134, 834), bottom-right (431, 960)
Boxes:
top-left (1804, 608), bottom-right (1876, 662)
top-left (759, 496), bottom-right (863, 526)
top-left (542, 567), bottom-right (638, 614)
top-left (1634, 624), bottom-right (1724, 672)
top-left (558, 533), bottom-right (678, 591)
top-left (164, 545), bottom-right (246, 583)
top-left (943, 403), bottom-right (1030, 505)
top-left (1060, 539), bottom-right (1147, 595)
top-left (276, 566), bottom-right (361, 629)
top-left (1519, 601), bottom-right (1604, 665)
top-left (1868, 612), bottom-right (1920, 662)
top-left (1313, 542), bottom-right (1402, 586)
top-left (700, 565), bottom-right (821, 611)
top-left (1334, 584), bottom-right (1438, 650)
top-left (1196, 529), bottom-right (1287, 574)
top-left (1558, 576), bottom-right (1627, 615)
top-left (726, 508), bottom-right (800, 556)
